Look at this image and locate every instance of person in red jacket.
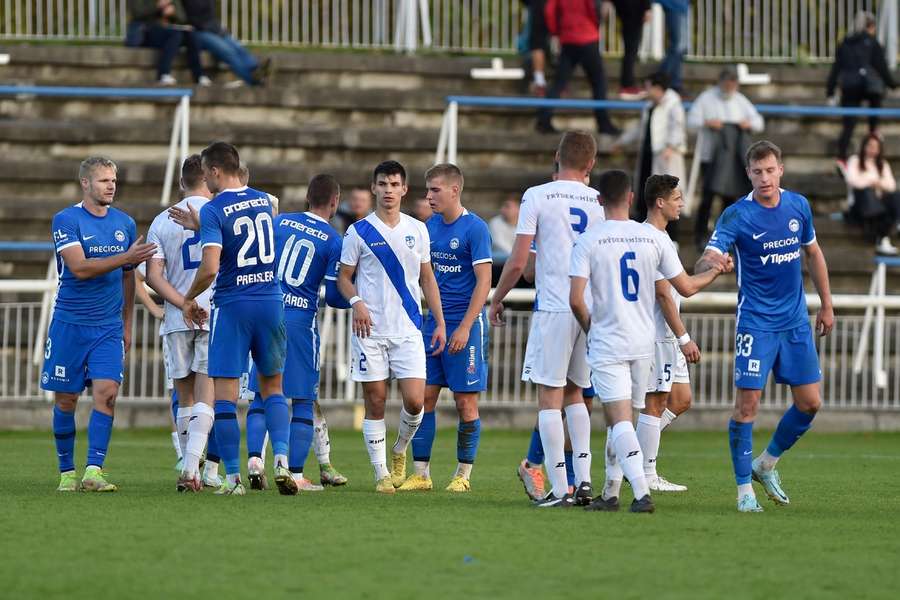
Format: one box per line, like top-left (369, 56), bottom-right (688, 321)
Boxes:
top-left (536, 0), bottom-right (620, 136)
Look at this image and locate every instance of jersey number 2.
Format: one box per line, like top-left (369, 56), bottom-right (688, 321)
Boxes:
top-left (569, 207), bottom-right (588, 234)
top-left (619, 252), bottom-right (639, 301)
top-left (181, 231), bottom-right (201, 270)
top-left (234, 213), bottom-right (275, 268)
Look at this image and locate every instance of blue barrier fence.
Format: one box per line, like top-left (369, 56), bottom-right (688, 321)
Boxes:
top-left (0, 85), bottom-right (193, 99)
top-left (0, 242), bottom-right (54, 252)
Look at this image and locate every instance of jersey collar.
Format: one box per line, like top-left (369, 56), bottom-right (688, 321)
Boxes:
top-left (304, 211), bottom-right (328, 223)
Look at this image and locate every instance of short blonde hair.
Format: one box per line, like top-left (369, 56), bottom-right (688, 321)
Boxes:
top-left (425, 163), bottom-right (464, 191)
top-left (79, 156), bottom-right (117, 181)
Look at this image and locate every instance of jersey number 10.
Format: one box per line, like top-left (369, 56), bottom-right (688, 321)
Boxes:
top-left (234, 213), bottom-right (275, 268)
top-left (277, 234), bottom-right (316, 286)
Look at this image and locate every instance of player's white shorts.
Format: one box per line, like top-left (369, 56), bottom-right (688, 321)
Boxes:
top-left (522, 311), bottom-right (590, 388)
top-left (646, 340), bottom-right (690, 393)
top-left (162, 330), bottom-right (209, 380)
top-left (351, 335), bottom-right (426, 382)
top-left (590, 358), bottom-right (652, 409)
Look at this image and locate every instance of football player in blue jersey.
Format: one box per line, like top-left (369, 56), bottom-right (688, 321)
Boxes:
top-left (401, 163), bottom-right (492, 493)
top-left (245, 174), bottom-right (352, 492)
top-left (43, 156), bottom-right (157, 492)
top-left (181, 142), bottom-right (292, 496)
top-left (696, 141), bottom-right (835, 512)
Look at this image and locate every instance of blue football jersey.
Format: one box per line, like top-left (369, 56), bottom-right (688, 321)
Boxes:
top-left (51, 203), bottom-right (137, 325)
top-left (200, 187), bottom-right (282, 306)
top-left (273, 211), bottom-right (343, 313)
top-left (426, 210), bottom-right (493, 323)
top-left (707, 189), bottom-right (816, 331)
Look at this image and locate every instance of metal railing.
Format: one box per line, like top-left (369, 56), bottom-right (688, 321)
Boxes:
top-left (0, 0), bottom-right (890, 62)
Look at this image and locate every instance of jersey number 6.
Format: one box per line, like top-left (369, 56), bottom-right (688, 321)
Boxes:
top-left (619, 252), bottom-right (639, 302)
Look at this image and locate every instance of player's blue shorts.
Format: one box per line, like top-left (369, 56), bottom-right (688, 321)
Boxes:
top-left (734, 323), bottom-right (821, 390)
top-left (249, 309), bottom-right (319, 399)
top-left (209, 299), bottom-right (286, 379)
top-left (41, 318), bottom-right (123, 392)
top-left (423, 310), bottom-right (489, 393)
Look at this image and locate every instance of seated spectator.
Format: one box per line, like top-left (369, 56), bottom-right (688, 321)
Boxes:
top-left (334, 187), bottom-right (373, 233)
top-left (125, 0), bottom-right (208, 86)
top-left (845, 133), bottom-right (900, 255)
top-left (411, 197), bottom-right (433, 222)
top-left (489, 195), bottom-right (520, 259)
top-left (182, 0), bottom-right (271, 87)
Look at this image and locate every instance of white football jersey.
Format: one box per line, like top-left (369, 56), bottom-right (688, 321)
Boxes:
top-left (516, 179), bottom-right (604, 312)
top-left (341, 212), bottom-right (430, 339)
top-left (146, 195), bottom-right (213, 335)
top-left (644, 222), bottom-right (683, 342)
top-left (569, 219), bottom-right (684, 362)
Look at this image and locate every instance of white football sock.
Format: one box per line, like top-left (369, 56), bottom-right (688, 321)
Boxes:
top-left (737, 483), bottom-right (755, 499)
top-left (414, 460), bottom-right (430, 477)
top-left (176, 407), bottom-right (191, 458)
top-left (226, 473), bottom-right (240, 486)
top-left (660, 408), bottom-right (678, 431)
top-left (392, 407), bottom-right (423, 454)
top-left (455, 463), bottom-right (473, 480)
top-left (605, 426), bottom-right (623, 483)
top-left (260, 432), bottom-right (269, 468)
top-left (184, 403), bottom-right (214, 477)
top-left (603, 478), bottom-right (622, 500)
top-left (171, 431), bottom-right (183, 459)
top-left (636, 413), bottom-right (662, 478)
top-left (203, 459), bottom-right (219, 479)
top-left (564, 403), bottom-right (592, 484)
top-left (611, 421), bottom-right (650, 500)
top-left (538, 409), bottom-right (567, 498)
top-left (534, 71), bottom-right (546, 86)
top-left (757, 449), bottom-right (779, 471)
top-left (313, 403), bottom-right (332, 465)
top-left (274, 454), bottom-right (288, 469)
top-left (363, 418), bottom-right (389, 480)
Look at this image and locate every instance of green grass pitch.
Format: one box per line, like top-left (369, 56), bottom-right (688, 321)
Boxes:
top-left (1, 427), bottom-right (898, 599)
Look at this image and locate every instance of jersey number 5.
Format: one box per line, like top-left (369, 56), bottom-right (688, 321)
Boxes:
top-left (234, 213), bottom-right (275, 268)
top-left (619, 252), bottom-right (639, 302)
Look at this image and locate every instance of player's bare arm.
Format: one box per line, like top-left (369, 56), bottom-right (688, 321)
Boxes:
top-left (489, 232), bottom-right (534, 326)
top-left (134, 270), bottom-right (164, 320)
top-left (145, 257), bottom-right (185, 310)
top-left (803, 240), bottom-right (835, 336)
top-left (419, 262), bottom-right (447, 355)
top-left (568, 275), bottom-right (591, 333)
top-left (182, 245), bottom-right (219, 328)
top-left (655, 278), bottom-right (700, 363)
top-left (694, 248), bottom-right (732, 275)
top-left (122, 268), bottom-right (136, 354)
top-left (449, 262), bottom-right (492, 354)
top-left (669, 257), bottom-right (730, 298)
top-left (59, 234), bottom-right (156, 280)
top-left (337, 262), bottom-right (372, 338)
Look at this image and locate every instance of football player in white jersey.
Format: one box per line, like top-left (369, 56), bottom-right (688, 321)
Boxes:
top-left (569, 169), bottom-right (731, 513)
top-left (639, 174), bottom-right (701, 492)
top-left (145, 154), bottom-right (215, 491)
top-left (490, 131), bottom-right (605, 508)
top-left (337, 160), bottom-right (446, 494)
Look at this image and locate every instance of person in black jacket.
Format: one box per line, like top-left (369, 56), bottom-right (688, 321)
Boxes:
top-left (827, 11), bottom-right (896, 161)
top-left (125, 0), bottom-right (207, 85)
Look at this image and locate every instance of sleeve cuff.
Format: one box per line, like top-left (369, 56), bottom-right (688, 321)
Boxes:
top-left (472, 258), bottom-right (493, 265)
top-left (323, 275), bottom-right (336, 281)
top-left (802, 236), bottom-right (817, 246)
top-left (201, 242), bottom-right (222, 249)
top-left (704, 245), bottom-right (724, 255)
top-left (56, 241), bottom-right (81, 252)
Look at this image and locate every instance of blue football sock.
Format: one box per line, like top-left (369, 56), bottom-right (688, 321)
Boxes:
top-left (289, 399), bottom-right (314, 473)
top-left (526, 427), bottom-right (544, 466)
top-left (767, 405), bottom-right (815, 457)
top-left (246, 393), bottom-right (266, 459)
top-left (264, 394), bottom-right (290, 459)
top-left (457, 418), bottom-right (481, 464)
top-left (206, 424), bottom-right (220, 463)
top-left (728, 420), bottom-right (754, 485)
top-left (411, 410), bottom-right (436, 462)
top-left (52, 405), bottom-right (76, 473)
top-left (564, 450), bottom-right (575, 487)
top-left (170, 390), bottom-right (178, 424)
top-left (214, 400), bottom-right (241, 475)
top-left (86, 410), bottom-right (113, 468)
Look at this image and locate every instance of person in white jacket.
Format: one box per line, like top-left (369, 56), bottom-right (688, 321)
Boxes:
top-left (845, 132), bottom-right (900, 254)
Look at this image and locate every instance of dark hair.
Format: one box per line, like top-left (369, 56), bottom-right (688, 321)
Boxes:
top-left (646, 71), bottom-right (670, 91)
top-left (858, 133), bottom-right (885, 173)
top-left (373, 160), bottom-right (407, 184)
top-left (718, 66), bottom-right (738, 83)
top-left (643, 174), bottom-right (680, 209)
top-left (307, 174), bottom-right (341, 208)
top-left (597, 169), bottom-right (632, 205)
top-left (745, 140), bottom-right (782, 167)
top-left (424, 163), bottom-right (464, 191)
top-left (558, 131), bottom-right (597, 172)
top-left (181, 154), bottom-right (204, 190)
top-left (200, 141), bottom-right (241, 175)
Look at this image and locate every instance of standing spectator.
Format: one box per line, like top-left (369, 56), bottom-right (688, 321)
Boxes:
top-left (536, 0), bottom-right (620, 136)
top-left (655, 0), bottom-right (689, 94)
top-left (687, 67), bottom-right (764, 249)
top-left (520, 1), bottom-right (551, 96)
top-left (125, 0), bottom-right (208, 86)
top-left (411, 197), bottom-right (434, 222)
top-left (606, 0), bottom-right (652, 100)
top-left (334, 187), bottom-right (373, 233)
top-left (182, 0), bottom-right (271, 87)
top-left (827, 11), bottom-right (896, 162)
top-left (845, 133), bottom-right (900, 254)
top-left (489, 195), bottom-right (520, 259)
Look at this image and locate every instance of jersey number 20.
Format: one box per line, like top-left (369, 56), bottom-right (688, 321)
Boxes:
top-left (234, 213), bottom-right (275, 268)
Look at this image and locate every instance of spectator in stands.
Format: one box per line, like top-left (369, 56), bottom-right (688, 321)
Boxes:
top-left (605, 0), bottom-right (652, 100)
top-left (182, 0), bottom-right (271, 87)
top-left (520, 1), bottom-right (550, 96)
top-left (656, 0), bottom-right (689, 94)
top-left (687, 66), bottom-right (764, 250)
top-left (827, 11), bottom-right (896, 163)
top-left (334, 187), bottom-right (373, 233)
top-left (613, 71), bottom-right (686, 232)
top-left (489, 195), bottom-right (520, 259)
top-left (411, 197), bottom-right (433, 222)
top-left (846, 133), bottom-right (900, 255)
top-left (125, 0), bottom-right (208, 86)
top-left (536, 0), bottom-right (620, 136)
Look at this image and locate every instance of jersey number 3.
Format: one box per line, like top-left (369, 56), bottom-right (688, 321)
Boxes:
top-left (234, 213), bottom-right (275, 268)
